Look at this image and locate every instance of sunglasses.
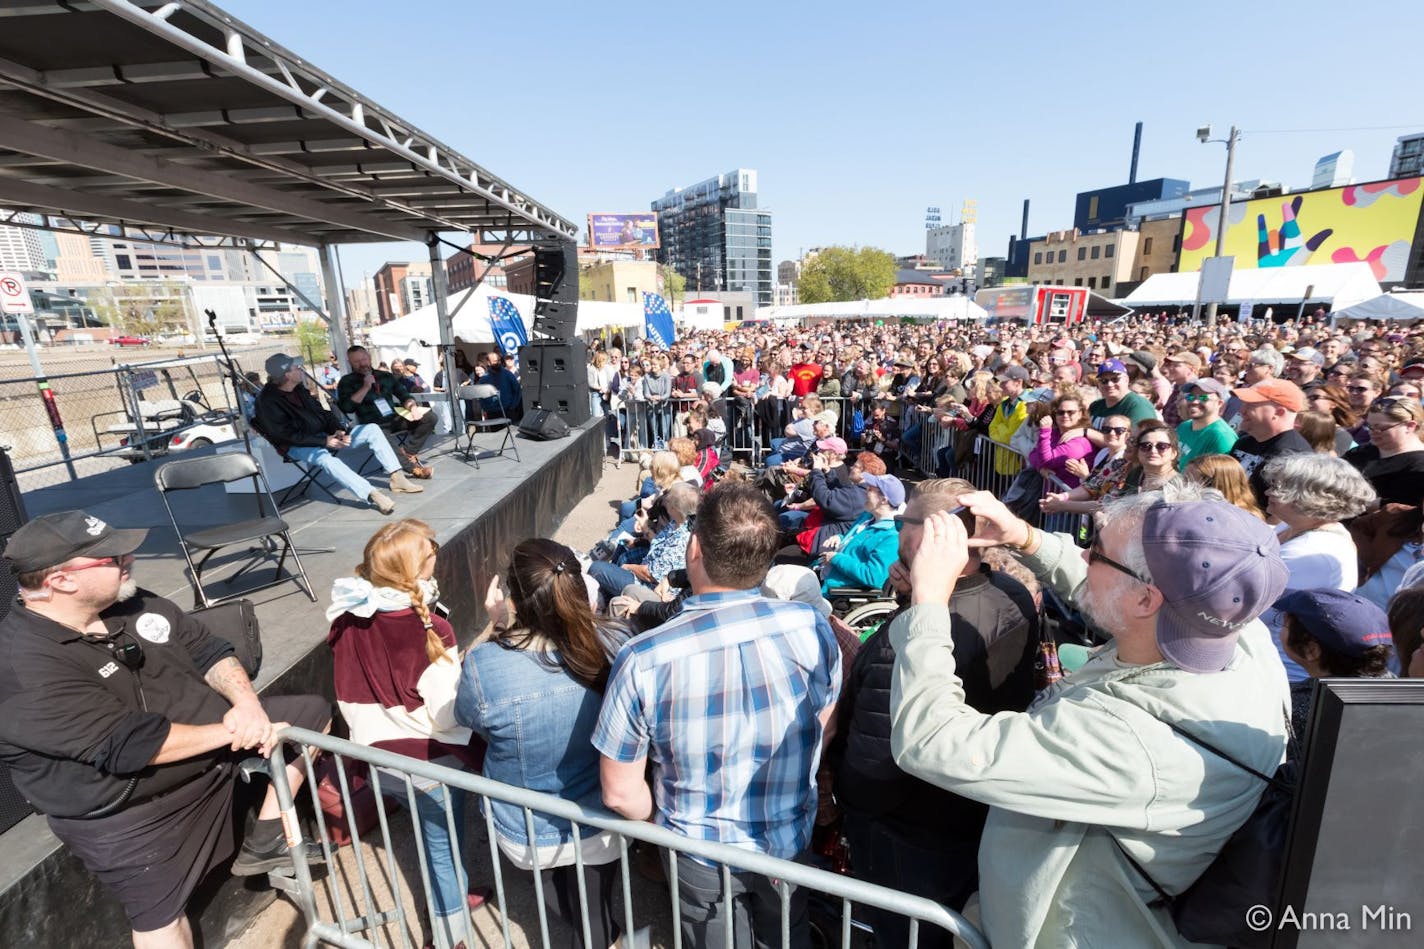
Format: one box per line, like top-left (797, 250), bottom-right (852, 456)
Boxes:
top-left (1103, 425), bottom-right (1129, 435)
top-left (1137, 441), bottom-right (1173, 453)
top-left (61, 556), bottom-right (122, 575)
top-left (1088, 544), bottom-right (1151, 584)
top-left (1346, 386), bottom-right (1374, 393)
top-left (1183, 393), bottom-right (1214, 403)
top-left (1053, 409), bottom-right (1081, 416)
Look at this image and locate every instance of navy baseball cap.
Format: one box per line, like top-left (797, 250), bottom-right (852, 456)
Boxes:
top-left (1275, 589), bottom-right (1393, 658)
top-left (1142, 499), bottom-right (1289, 673)
top-left (1098, 359), bottom-right (1129, 376)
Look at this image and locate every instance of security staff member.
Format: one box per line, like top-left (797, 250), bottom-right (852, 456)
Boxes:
top-left (0, 511), bottom-right (330, 949)
top-left (337, 344), bottom-right (437, 478)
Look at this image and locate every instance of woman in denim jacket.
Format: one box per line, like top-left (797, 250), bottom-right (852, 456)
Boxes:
top-left (455, 540), bottom-right (628, 949)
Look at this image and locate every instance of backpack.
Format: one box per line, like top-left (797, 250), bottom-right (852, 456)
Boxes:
top-left (1112, 719), bottom-right (1295, 949)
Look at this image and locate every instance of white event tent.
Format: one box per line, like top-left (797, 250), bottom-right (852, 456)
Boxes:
top-left (367, 287), bottom-right (643, 380)
top-left (756, 295), bottom-right (988, 322)
top-left (1123, 262), bottom-right (1382, 311)
top-left (1329, 291), bottom-right (1424, 323)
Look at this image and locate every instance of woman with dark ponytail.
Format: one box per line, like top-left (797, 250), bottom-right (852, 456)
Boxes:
top-left (327, 519), bottom-right (485, 949)
top-left (456, 538), bottom-right (627, 949)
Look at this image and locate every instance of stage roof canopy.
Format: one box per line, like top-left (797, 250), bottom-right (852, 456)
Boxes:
top-left (0, 0), bottom-right (576, 247)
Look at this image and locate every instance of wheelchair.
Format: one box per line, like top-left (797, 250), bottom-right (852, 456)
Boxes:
top-left (826, 583), bottom-right (900, 643)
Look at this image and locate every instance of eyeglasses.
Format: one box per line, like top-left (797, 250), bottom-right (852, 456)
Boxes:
top-left (1183, 393), bottom-right (1214, 403)
top-left (1368, 421), bottom-right (1404, 435)
top-left (1100, 374), bottom-right (1125, 384)
top-left (1137, 440), bottom-right (1173, 453)
top-left (1088, 544), bottom-right (1151, 584)
top-left (1103, 425), bottom-right (1129, 435)
top-left (61, 556), bottom-right (122, 575)
top-left (1053, 409), bottom-right (1080, 417)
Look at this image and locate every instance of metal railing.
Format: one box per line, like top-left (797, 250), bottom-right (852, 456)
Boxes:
top-left (268, 726), bottom-right (990, 949)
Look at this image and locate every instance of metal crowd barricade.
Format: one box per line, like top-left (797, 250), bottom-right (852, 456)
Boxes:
top-left (268, 726), bottom-right (990, 949)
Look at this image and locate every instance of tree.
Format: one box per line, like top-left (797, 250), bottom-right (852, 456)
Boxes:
top-left (659, 264), bottom-right (686, 308)
top-left (295, 318), bottom-right (330, 365)
top-left (797, 246), bottom-right (897, 304)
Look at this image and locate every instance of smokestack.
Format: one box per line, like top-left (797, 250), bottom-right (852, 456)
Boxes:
top-left (1129, 121), bottom-right (1143, 184)
top-left (1020, 199), bottom-right (1030, 240)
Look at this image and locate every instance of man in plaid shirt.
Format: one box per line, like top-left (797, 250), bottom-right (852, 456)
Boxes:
top-left (595, 482), bottom-right (841, 948)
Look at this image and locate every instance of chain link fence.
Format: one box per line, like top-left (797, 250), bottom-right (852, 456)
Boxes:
top-left (1, 343), bottom-right (290, 492)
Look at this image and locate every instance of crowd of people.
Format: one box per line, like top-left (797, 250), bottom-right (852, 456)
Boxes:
top-left (9, 309), bottom-right (1424, 949)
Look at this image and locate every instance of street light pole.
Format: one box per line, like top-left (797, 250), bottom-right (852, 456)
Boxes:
top-left (1203, 125), bottom-right (1239, 329)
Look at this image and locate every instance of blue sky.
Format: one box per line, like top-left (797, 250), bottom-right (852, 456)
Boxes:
top-left (223, 0), bottom-right (1421, 282)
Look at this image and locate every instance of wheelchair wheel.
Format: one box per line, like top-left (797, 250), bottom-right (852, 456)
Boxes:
top-left (841, 599), bottom-right (899, 642)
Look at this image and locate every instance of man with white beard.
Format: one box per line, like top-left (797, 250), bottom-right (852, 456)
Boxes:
top-left (0, 510), bottom-right (329, 949)
top-left (887, 488), bottom-right (1292, 948)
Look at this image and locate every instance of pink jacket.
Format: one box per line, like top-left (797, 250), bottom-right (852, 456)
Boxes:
top-left (1028, 425), bottom-right (1095, 488)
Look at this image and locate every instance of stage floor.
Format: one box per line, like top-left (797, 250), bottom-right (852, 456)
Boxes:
top-left (1, 419), bottom-right (607, 948)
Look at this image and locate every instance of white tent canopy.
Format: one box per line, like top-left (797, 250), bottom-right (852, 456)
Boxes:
top-left (367, 288), bottom-right (643, 379)
top-left (1122, 262), bottom-right (1382, 311)
top-left (1330, 291), bottom-right (1424, 323)
top-left (755, 295), bottom-right (988, 322)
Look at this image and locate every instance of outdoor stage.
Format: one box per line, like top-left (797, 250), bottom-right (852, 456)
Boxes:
top-left (0, 418), bottom-right (606, 948)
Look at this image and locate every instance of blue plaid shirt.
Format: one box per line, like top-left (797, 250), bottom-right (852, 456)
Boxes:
top-left (592, 589), bottom-right (841, 863)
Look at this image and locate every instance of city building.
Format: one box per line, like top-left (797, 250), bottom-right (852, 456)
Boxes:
top-left (579, 259), bottom-right (659, 304)
top-left (1125, 180), bottom-right (1265, 226)
top-left (774, 282), bottom-right (798, 306)
top-left (652, 169), bottom-right (773, 307)
top-left (1127, 218), bottom-right (1182, 288)
top-left (446, 242), bottom-right (528, 292)
top-left (976, 256), bottom-right (1006, 289)
top-left (372, 261), bottom-right (432, 323)
top-left (680, 291), bottom-right (758, 324)
top-left (925, 221), bottom-right (976, 272)
top-left (892, 269), bottom-right (947, 297)
top-left (1026, 229), bottom-right (1140, 294)
top-left (0, 213), bottom-right (48, 273)
top-left (777, 259), bottom-right (801, 285)
top-left (345, 283), bottom-right (377, 328)
top-left (1312, 151), bottom-right (1355, 190)
top-left (1390, 133), bottom-right (1424, 178)
top-left (1075, 178), bottom-right (1190, 232)
top-left (52, 232), bottom-right (111, 282)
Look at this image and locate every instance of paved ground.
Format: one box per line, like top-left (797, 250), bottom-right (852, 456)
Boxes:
top-left (227, 461), bottom-right (676, 949)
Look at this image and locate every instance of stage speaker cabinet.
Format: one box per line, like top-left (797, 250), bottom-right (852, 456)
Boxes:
top-left (0, 448), bottom-right (34, 835)
top-left (518, 408), bottom-right (571, 441)
top-left (532, 242), bottom-right (579, 339)
top-left (521, 384), bottom-right (589, 426)
top-left (520, 338), bottom-right (587, 389)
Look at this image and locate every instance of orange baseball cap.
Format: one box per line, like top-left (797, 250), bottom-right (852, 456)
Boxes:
top-left (1232, 379), bottom-right (1306, 413)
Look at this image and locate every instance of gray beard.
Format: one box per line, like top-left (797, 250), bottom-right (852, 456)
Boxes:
top-left (115, 576), bottom-right (138, 602)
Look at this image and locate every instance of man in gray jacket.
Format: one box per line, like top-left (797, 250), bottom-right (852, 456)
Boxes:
top-left (890, 487), bottom-right (1291, 948)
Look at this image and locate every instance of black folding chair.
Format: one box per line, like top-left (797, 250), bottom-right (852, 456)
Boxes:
top-left (154, 452), bottom-right (317, 609)
top-left (455, 384), bottom-right (520, 468)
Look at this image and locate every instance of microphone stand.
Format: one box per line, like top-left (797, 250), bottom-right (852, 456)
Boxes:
top-left (206, 309), bottom-right (253, 455)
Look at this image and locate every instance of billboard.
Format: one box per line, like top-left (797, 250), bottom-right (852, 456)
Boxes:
top-left (1178, 176), bottom-right (1424, 285)
top-left (588, 213), bottom-right (660, 250)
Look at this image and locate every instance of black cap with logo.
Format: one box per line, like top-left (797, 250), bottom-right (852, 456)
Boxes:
top-left (2, 511), bottom-right (147, 574)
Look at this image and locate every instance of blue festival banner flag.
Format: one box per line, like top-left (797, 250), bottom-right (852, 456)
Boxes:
top-left (643, 292), bottom-right (676, 349)
top-left (488, 295), bottom-right (529, 358)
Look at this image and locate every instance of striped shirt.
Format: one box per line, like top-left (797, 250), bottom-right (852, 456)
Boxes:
top-left (592, 589), bottom-right (841, 863)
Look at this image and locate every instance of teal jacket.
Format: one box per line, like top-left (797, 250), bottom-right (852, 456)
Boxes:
top-left (820, 515), bottom-right (899, 594)
top-left (890, 530), bottom-right (1290, 948)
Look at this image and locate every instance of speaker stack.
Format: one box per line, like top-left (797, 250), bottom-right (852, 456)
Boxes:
top-left (519, 338), bottom-right (591, 425)
top-left (0, 448), bottom-right (35, 834)
top-left (521, 240), bottom-right (590, 427)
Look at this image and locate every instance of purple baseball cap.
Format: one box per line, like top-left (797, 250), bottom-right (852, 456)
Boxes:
top-left (859, 473), bottom-right (905, 508)
top-left (1098, 359), bottom-right (1129, 376)
top-left (1142, 499), bottom-right (1288, 673)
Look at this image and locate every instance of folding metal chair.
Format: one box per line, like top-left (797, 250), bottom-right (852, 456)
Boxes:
top-left (455, 384), bottom-right (520, 468)
top-left (154, 452), bottom-right (317, 609)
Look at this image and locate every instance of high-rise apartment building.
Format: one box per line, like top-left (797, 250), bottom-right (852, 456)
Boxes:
top-left (1390, 133), bottom-right (1424, 179)
top-left (0, 212), bottom-right (48, 273)
top-left (652, 169), bottom-right (773, 307)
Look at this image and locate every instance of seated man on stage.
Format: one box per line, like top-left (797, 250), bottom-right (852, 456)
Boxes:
top-left (337, 345), bottom-right (437, 479)
top-left (476, 350), bottom-right (523, 423)
top-left (254, 352), bottom-right (422, 515)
